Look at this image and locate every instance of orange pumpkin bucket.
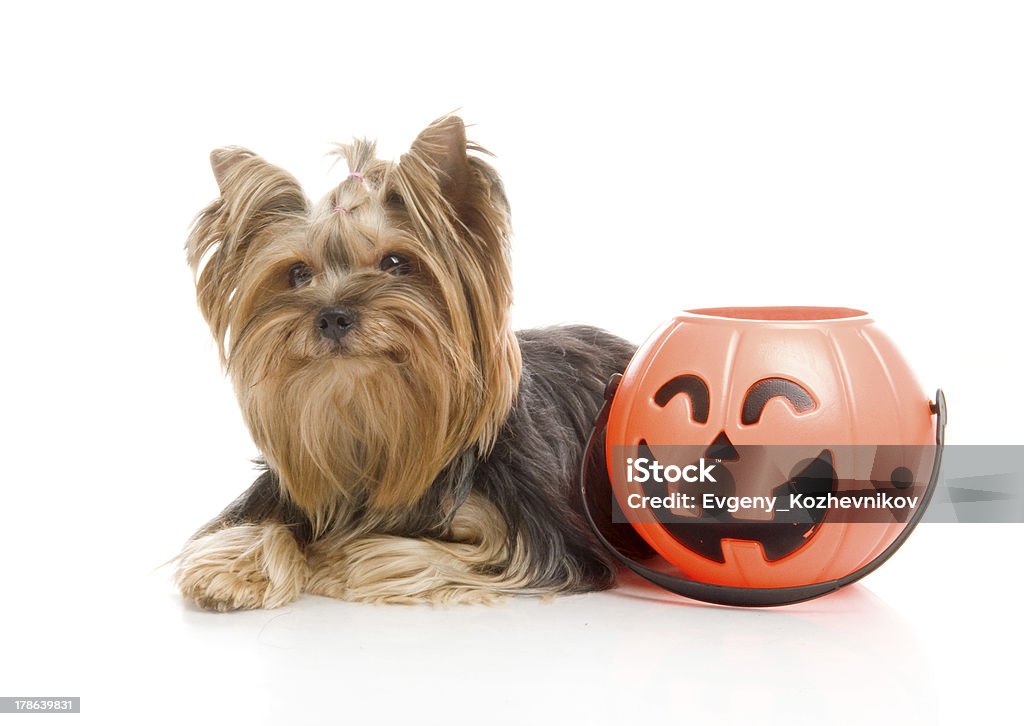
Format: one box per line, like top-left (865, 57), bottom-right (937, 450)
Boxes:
top-left (580, 307), bottom-right (947, 607)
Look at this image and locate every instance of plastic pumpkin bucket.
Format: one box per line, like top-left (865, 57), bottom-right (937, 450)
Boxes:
top-left (581, 307), bottom-right (946, 607)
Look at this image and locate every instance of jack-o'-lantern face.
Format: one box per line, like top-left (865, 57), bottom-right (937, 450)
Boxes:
top-left (605, 307), bottom-right (938, 589)
top-left (638, 374), bottom-right (836, 563)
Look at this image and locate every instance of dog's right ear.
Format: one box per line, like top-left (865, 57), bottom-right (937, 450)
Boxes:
top-left (210, 146), bottom-right (249, 192)
top-left (188, 148), bottom-right (308, 363)
top-left (206, 147), bottom-right (304, 202)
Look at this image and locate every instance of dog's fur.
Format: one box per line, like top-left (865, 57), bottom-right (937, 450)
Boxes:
top-left (176, 116), bottom-right (650, 609)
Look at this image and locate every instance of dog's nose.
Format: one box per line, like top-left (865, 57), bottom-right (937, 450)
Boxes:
top-left (316, 306), bottom-right (357, 342)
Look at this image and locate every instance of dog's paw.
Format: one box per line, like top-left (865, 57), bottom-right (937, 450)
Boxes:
top-left (175, 523), bottom-right (310, 612)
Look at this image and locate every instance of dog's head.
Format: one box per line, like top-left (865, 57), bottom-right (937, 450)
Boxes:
top-left (187, 116), bottom-right (521, 527)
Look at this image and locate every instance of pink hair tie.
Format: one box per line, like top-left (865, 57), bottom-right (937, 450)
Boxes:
top-left (348, 172), bottom-right (364, 182)
top-left (334, 205), bottom-right (350, 215)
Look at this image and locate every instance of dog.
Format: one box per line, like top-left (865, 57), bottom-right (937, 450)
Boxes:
top-left (175, 116), bottom-right (650, 610)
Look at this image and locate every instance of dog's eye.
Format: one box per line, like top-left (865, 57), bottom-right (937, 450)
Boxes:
top-left (288, 262), bottom-right (313, 288)
top-left (379, 253), bottom-right (411, 275)
top-left (385, 189), bottom-right (405, 208)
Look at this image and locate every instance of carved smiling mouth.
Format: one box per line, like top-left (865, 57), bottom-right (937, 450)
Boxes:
top-left (637, 438), bottom-right (837, 563)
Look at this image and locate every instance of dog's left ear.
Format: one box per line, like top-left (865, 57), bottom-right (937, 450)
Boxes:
top-left (400, 115), bottom-right (509, 237)
top-left (407, 115), bottom-right (471, 198)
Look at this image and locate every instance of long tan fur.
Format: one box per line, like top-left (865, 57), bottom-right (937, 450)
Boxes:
top-left (185, 116), bottom-right (521, 536)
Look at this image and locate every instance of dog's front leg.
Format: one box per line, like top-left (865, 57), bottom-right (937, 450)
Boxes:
top-left (175, 470), bottom-right (312, 611)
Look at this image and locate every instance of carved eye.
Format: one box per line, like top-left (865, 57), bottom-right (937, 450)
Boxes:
top-left (741, 378), bottom-right (816, 425)
top-left (654, 375), bottom-right (710, 423)
top-left (288, 262), bottom-right (313, 288)
top-left (379, 253), bottom-right (411, 275)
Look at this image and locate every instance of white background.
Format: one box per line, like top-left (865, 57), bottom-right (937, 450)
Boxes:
top-left (1, 1), bottom-right (1021, 724)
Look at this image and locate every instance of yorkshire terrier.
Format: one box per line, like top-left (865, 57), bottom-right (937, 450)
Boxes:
top-left (176, 116), bottom-right (650, 610)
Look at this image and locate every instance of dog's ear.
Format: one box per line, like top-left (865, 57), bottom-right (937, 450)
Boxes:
top-left (188, 148), bottom-right (308, 362)
top-left (398, 115), bottom-right (509, 231)
top-left (210, 146), bottom-right (252, 193)
top-left (407, 116), bottom-right (472, 198)
top-left (397, 117), bottom-right (519, 454)
top-left (206, 147), bottom-right (307, 209)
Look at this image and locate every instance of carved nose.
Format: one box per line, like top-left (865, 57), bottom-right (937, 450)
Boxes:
top-left (316, 306), bottom-right (356, 342)
top-left (704, 431), bottom-right (739, 461)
